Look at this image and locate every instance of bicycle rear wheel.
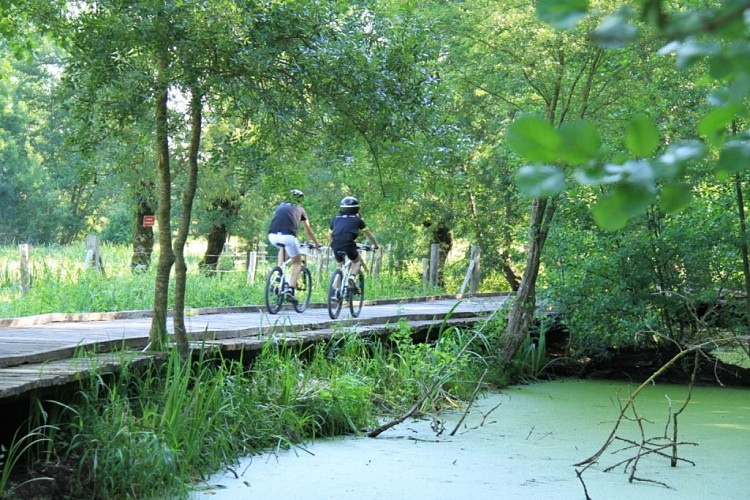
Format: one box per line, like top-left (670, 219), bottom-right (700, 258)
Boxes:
top-left (264, 266), bottom-right (284, 314)
top-left (349, 272), bottom-right (365, 317)
top-left (327, 269), bottom-right (344, 319)
top-left (294, 266), bottom-right (312, 313)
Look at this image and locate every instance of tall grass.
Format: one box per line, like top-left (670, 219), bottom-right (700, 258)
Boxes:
top-left (2, 320), bottom-right (490, 498)
top-left (0, 243), bottom-right (445, 319)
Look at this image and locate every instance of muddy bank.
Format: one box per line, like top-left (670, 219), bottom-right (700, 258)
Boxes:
top-left (191, 379), bottom-right (749, 500)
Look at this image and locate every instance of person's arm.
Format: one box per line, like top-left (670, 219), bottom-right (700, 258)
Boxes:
top-left (363, 229), bottom-right (379, 250)
top-left (302, 219), bottom-right (321, 247)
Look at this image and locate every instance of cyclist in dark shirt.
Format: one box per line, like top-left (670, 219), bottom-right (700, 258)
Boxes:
top-left (268, 189), bottom-right (321, 300)
top-left (329, 196), bottom-right (379, 291)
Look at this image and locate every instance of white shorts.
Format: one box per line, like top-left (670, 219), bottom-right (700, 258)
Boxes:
top-left (268, 233), bottom-right (301, 258)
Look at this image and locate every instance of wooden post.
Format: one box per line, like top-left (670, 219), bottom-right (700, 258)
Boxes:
top-left (258, 242), bottom-right (267, 264)
top-left (429, 243), bottom-right (439, 287)
top-left (84, 234), bottom-right (105, 274)
top-left (246, 251), bottom-right (257, 283)
top-left (315, 247), bottom-right (325, 287)
top-left (470, 245), bottom-right (481, 294)
top-left (459, 245), bottom-right (481, 295)
top-left (372, 248), bottom-right (381, 281)
top-left (19, 243), bottom-right (30, 294)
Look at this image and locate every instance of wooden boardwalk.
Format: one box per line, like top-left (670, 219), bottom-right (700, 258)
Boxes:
top-left (0, 294), bottom-right (509, 401)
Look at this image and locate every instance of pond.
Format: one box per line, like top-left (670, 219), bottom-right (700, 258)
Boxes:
top-left (191, 379), bottom-right (749, 499)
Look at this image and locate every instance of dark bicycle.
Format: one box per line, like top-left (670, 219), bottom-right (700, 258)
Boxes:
top-left (327, 244), bottom-right (372, 319)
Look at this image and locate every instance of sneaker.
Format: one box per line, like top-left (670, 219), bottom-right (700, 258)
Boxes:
top-left (330, 290), bottom-right (339, 302)
top-left (285, 288), bottom-right (297, 303)
top-left (348, 277), bottom-right (359, 293)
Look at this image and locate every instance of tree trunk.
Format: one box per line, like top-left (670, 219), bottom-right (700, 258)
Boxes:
top-left (434, 222), bottom-right (453, 287)
top-left (172, 87), bottom-right (203, 357)
top-left (148, 50), bottom-right (175, 348)
top-left (499, 196), bottom-right (557, 366)
top-left (200, 197), bottom-right (242, 273)
top-left (131, 184), bottom-right (155, 273)
top-left (501, 180), bottom-right (521, 291)
top-left (735, 174), bottom-right (750, 316)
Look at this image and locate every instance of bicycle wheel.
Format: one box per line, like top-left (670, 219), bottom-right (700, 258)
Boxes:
top-left (327, 269), bottom-right (344, 319)
top-left (293, 266), bottom-right (312, 313)
top-left (264, 266), bottom-right (284, 314)
top-left (349, 271), bottom-right (365, 317)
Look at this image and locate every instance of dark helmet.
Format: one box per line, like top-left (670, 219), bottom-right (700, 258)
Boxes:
top-left (340, 196), bottom-right (360, 214)
top-left (290, 189), bottom-right (304, 204)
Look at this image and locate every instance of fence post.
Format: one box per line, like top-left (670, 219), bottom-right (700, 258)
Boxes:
top-left (470, 245), bottom-right (481, 294)
top-left (316, 247), bottom-right (325, 288)
top-left (19, 243), bottom-right (30, 294)
top-left (429, 243), bottom-right (439, 287)
top-left (258, 242), bottom-right (267, 265)
top-left (459, 245), bottom-right (480, 295)
top-left (372, 248), bottom-right (381, 282)
top-left (84, 234), bottom-right (105, 274)
top-left (246, 250), bottom-right (257, 283)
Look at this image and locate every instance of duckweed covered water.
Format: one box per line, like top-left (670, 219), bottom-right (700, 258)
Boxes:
top-left (192, 379), bottom-right (749, 499)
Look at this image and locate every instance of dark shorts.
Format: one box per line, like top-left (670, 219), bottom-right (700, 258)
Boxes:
top-left (333, 243), bottom-right (359, 264)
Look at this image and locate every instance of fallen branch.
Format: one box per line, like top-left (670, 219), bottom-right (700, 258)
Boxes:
top-left (449, 369), bottom-right (487, 436)
top-left (367, 307), bottom-right (495, 438)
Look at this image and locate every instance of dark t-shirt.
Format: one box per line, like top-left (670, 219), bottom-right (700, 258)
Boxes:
top-left (330, 214), bottom-right (366, 247)
top-left (268, 203), bottom-right (308, 236)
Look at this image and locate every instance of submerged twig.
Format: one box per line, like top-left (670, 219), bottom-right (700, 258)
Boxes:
top-left (449, 369), bottom-right (487, 436)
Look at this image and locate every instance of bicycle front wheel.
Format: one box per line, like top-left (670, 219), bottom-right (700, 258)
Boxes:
top-left (349, 272), bottom-right (365, 317)
top-left (264, 266), bottom-right (284, 314)
top-left (294, 266), bottom-right (312, 313)
top-left (327, 269), bottom-right (344, 319)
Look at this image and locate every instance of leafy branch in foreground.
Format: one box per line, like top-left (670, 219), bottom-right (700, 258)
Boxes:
top-left (514, 0), bottom-right (750, 231)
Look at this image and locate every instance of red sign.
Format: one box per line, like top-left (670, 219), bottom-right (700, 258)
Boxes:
top-left (143, 215), bottom-right (155, 227)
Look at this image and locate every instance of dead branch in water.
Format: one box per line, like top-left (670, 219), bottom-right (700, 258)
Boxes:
top-left (367, 309), bottom-right (494, 438)
top-left (575, 349), bottom-right (701, 494)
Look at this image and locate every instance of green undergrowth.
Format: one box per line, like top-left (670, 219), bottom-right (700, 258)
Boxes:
top-left (1, 320), bottom-right (494, 499)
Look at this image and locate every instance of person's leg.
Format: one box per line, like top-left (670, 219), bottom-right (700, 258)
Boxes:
top-left (333, 252), bottom-right (345, 291)
top-left (351, 257), bottom-right (362, 276)
top-left (289, 255), bottom-right (302, 288)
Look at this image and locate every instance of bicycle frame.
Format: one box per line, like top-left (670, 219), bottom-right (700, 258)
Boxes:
top-left (264, 243), bottom-right (314, 315)
top-left (327, 244), bottom-right (371, 319)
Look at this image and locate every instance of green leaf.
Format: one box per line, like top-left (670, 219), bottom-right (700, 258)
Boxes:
top-left (506, 115), bottom-right (561, 163)
top-left (515, 165), bottom-right (565, 198)
top-left (592, 196), bottom-right (630, 231)
top-left (536, 0), bottom-right (588, 30)
top-left (659, 183), bottom-right (692, 214)
top-left (592, 184), bottom-right (655, 231)
top-left (625, 115), bottom-right (659, 157)
top-left (718, 140), bottom-right (750, 175)
top-left (672, 40), bottom-right (721, 69)
top-left (558, 120), bottom-right (601, 165)
top-left (698, 106), bottom-right (739, 138)
top-left (655, 141), bottom-right (705, 178)
top-left (592, 8), bottom-right (639, 48)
